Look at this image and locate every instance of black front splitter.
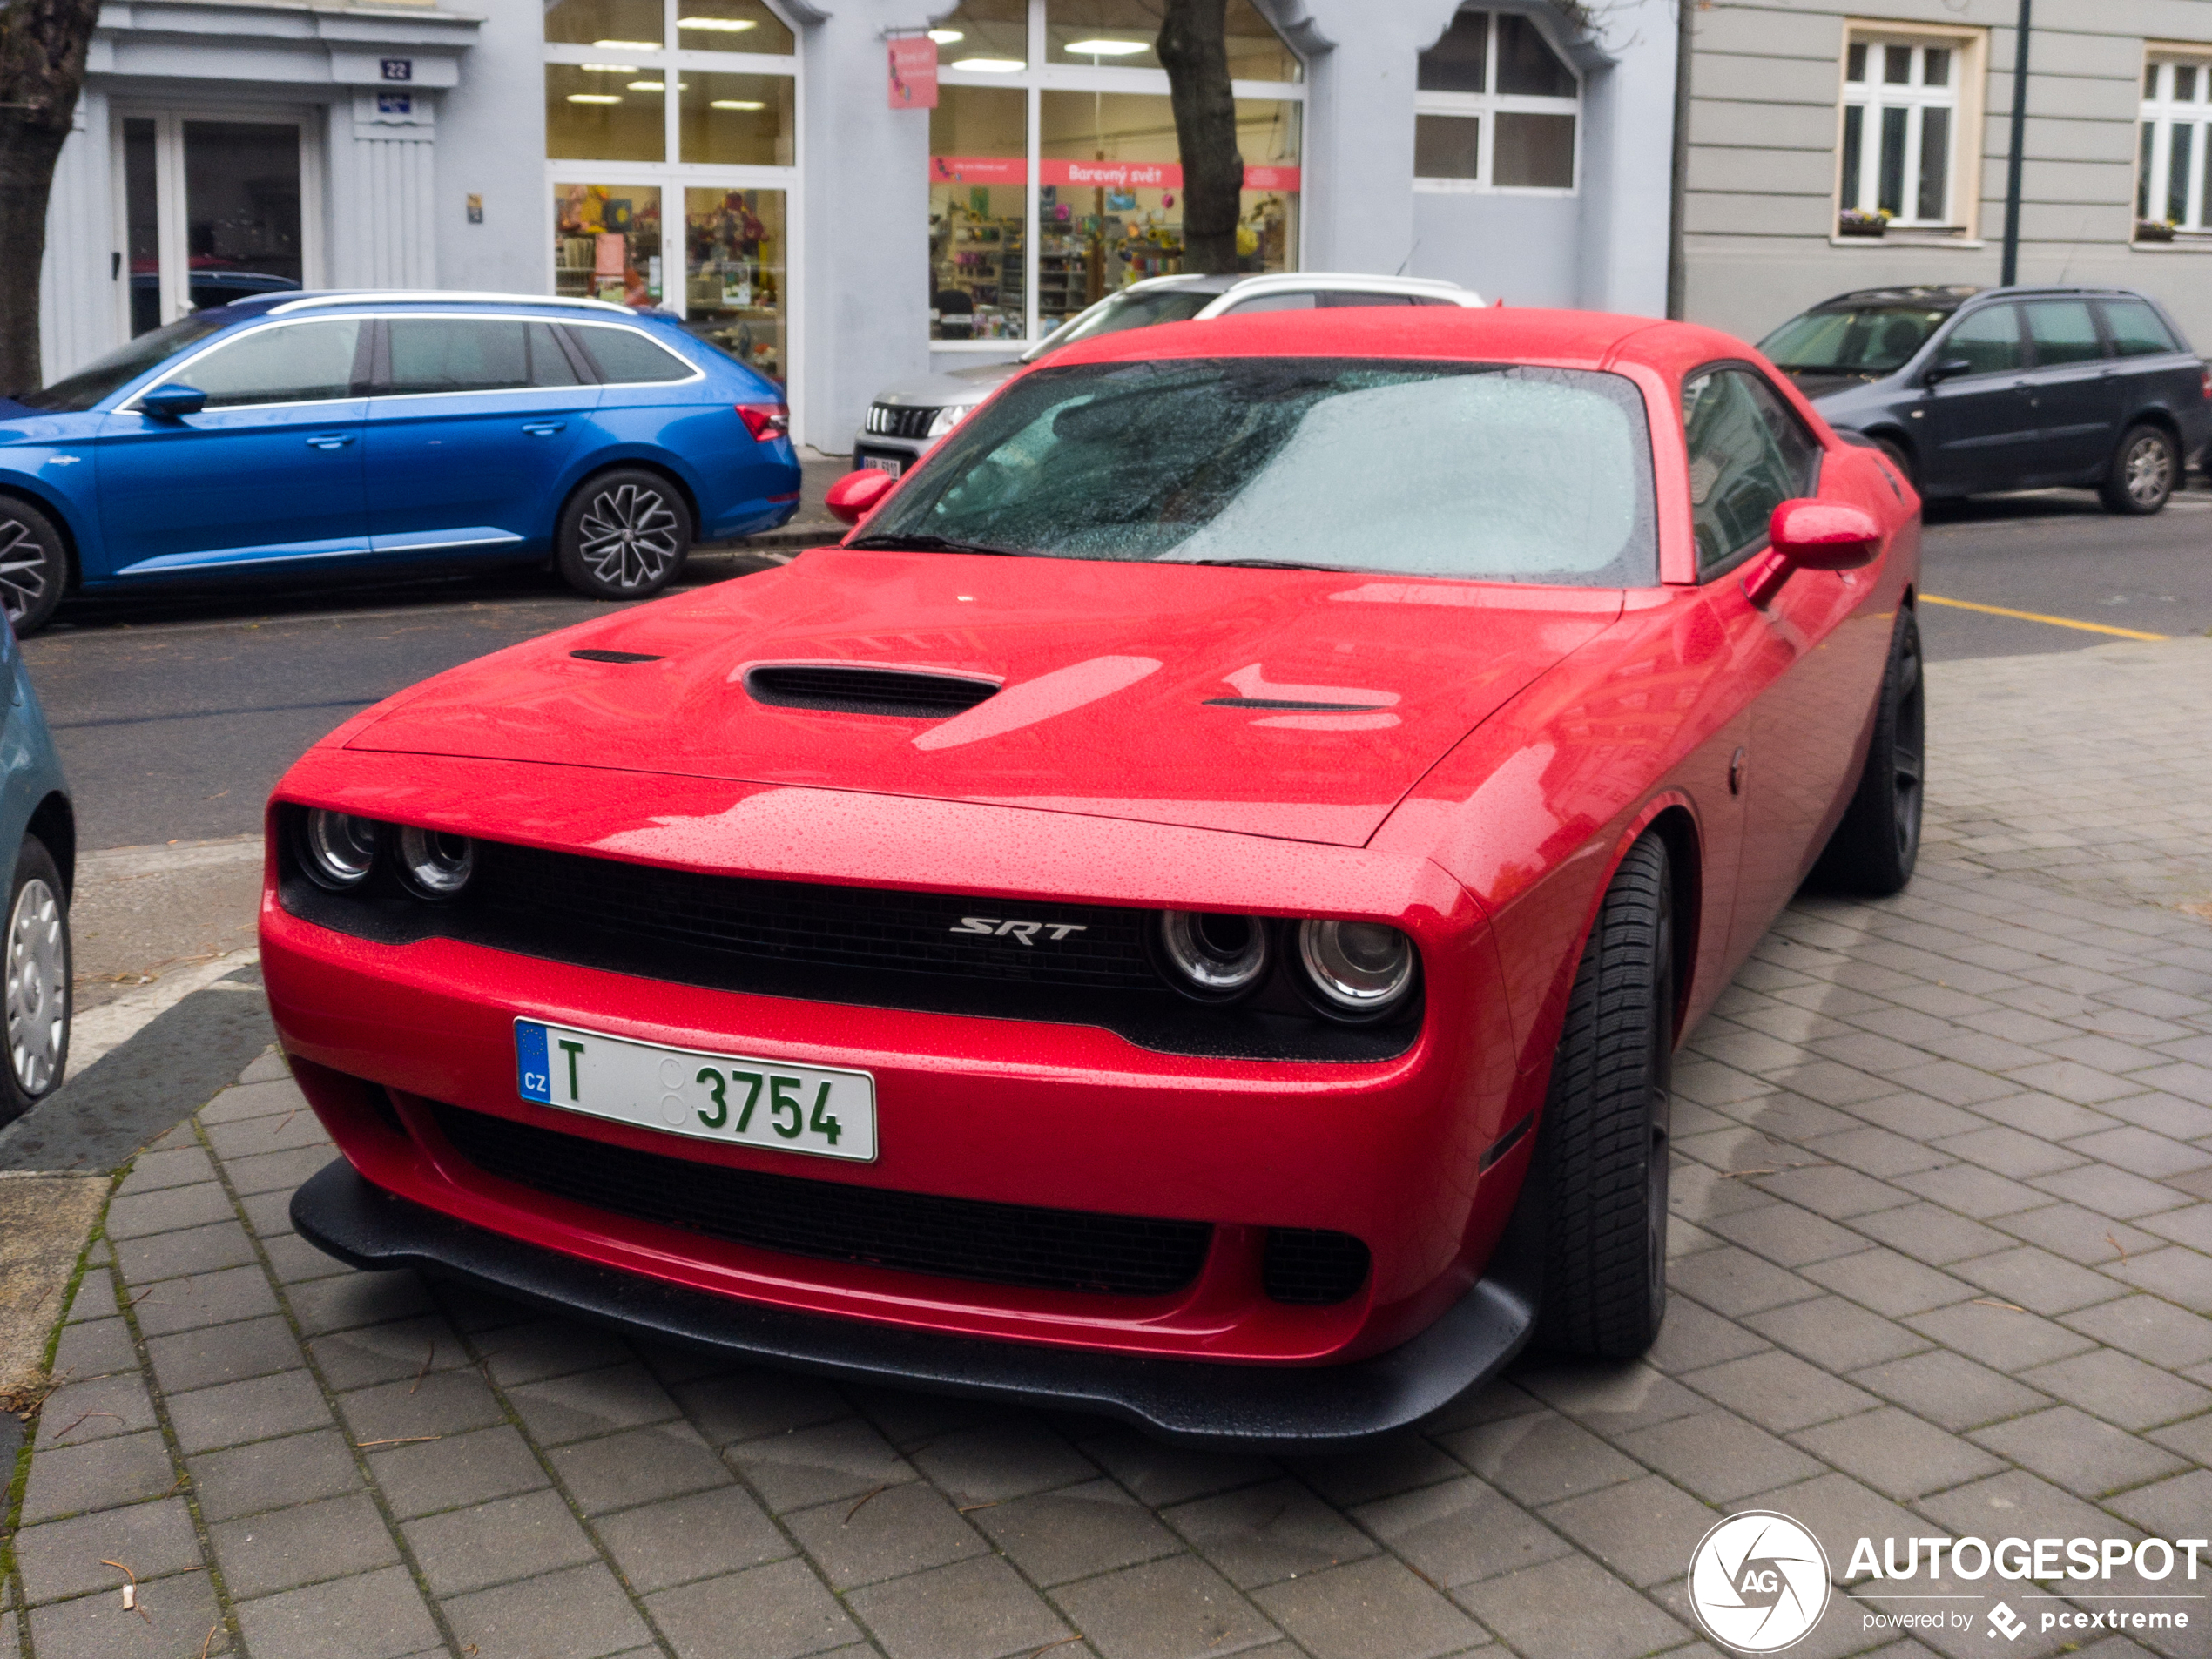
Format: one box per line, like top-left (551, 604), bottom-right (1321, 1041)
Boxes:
top-left (290, 1160), bottom-right (1538, 1453)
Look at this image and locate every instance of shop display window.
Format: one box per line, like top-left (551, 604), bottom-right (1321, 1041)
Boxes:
top-left (930, 85), bottom-right (1028, 341)
top-left (678, 71), bottom-right (795, 165)
top-left (685, 187), bottom-right (786, 381)
top-left (932, 0), bottom-right (1028, 72)
top-left (676, 0), bottom-right (792, 54)
top-left (546, 0), bottom-right (663, 50)
top-left (1042, 0), bottom-right (1299, 82)
top-left (547, 64), bottom-right (665, 163)
top-left (553, 184), bottom-right (664, 305)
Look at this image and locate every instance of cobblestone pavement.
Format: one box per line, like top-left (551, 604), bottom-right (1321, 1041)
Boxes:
top-left (7, 637), bottom-right (2211, 1659)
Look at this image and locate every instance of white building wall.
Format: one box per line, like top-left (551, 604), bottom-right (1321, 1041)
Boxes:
top-left (433, 0), bottom-right (553, 295)
top-left (37, 91), bottom-right (116, 381)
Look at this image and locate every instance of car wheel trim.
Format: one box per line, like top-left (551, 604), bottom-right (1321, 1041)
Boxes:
top-left (577, 483), bottom-right (680, 591)
top-left (2124, 433), bottom-right (2172, 506)
top-left (0, 517), bottom-right (50, 622)
top-left (7, 875), bottom-right (66, 1096)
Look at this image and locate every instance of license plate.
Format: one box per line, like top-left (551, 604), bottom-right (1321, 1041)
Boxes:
top-left (516, 1019), bottom-right (877, 1163)
top-left (860, 455), bottom-right (903, 476)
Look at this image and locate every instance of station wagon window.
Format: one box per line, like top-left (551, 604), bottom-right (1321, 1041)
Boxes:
top-left (571, 324), bottom-right (693, 382)
top-left (1938, 305), bottom-right (2024, 376)
top-left (1682, 367), bottom-right (1820, 577)
top-left (2100, 297), bottom-right (2182, 357)
top-left (2022, 300), bottom-right (2104, 368)
top-left (167, 320), bottom-right (362, 409)
top-left (1837, 23), bottom-right (1984, 237)
top-left (1414, 8), bottom-right (1581, 192)
top-left (383, 320), bottom-right (582, 395)
top-left (2136, 55), bottom-right (2212, 239)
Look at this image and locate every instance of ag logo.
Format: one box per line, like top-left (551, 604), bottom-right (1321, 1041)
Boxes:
top-left (1687, 1511), bottom-right (1831, 1652)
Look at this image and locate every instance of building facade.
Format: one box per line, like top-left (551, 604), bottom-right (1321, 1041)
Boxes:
top-left (1683, 0), bottom-right (2212, 347)
top-left (37, 0), bottom-right (1676, 451)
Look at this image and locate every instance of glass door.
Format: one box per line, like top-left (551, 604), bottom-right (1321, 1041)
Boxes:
top-left (114, 111), bottom-right (312, 336)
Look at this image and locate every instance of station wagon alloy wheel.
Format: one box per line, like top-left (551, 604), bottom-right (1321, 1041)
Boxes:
top-left (2102, 424), bottom-right (2178, 516)
top-left (581, 483), bottom-right (680, 590)
top-left (2123, 433), bottom-right (2171, 507)
top-left (6, 873), bottom-right (66, 1097)
top-left (0, 499), bottom-right (67, 635)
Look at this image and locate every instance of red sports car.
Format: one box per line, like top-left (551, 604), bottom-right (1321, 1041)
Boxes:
top-left (266, 309), bottom-right (1923, 1450)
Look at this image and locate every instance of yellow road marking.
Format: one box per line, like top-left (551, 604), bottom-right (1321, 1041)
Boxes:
top-left (1919, 593), bottom-right (2169, 642)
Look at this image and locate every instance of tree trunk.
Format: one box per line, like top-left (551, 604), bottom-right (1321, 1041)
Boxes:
top-left (1157, 0), bottom-right (1243, 277)
top-left (0, 0), bottom-right (106, 394)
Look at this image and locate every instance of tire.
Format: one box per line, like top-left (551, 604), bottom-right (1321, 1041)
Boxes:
top-left (2099, 423), bottom-right (2178, 515)
top-left (1, 834), bottom-right (70, 1126)
top-left (1534, 832), bottom-right (1674, 1359)
top-left (555, 469), bottom-right (692, 600)
top-left (1872, 435), bottom-right (1918, 494)
top-left (1814, 608), bottom-right (1925, 897)
top-left (0, 496), bottom-right (69, 637)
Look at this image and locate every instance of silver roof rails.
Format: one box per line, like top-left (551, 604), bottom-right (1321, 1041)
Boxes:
top-left (266, 291), bottom-right (633, 315)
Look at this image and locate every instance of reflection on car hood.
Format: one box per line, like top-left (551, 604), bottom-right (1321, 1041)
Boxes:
top-left (347, 550), bottom-right (1624, 847)
top-left (1790, 370), bottom-right (1888, 401)
top-left (867, 361), bottom-right (1026, 411)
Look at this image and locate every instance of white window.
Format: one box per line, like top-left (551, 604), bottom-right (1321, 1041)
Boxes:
top-left (1838, 33), bottom-right (1963, 232)
top-left (2138, 54), bottom-right (2212, 239)
top-left (1413, 9), bottom-right (1581, 194)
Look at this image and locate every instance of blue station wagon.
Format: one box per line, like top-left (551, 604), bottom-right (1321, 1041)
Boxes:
top-left (0, 293), bottom-right (802, 633)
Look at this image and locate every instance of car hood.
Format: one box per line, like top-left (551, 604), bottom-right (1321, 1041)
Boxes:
top-left (869, 361), bottom-right (1026, 409)
top-left (345, 550), bottom-right (1623, 847)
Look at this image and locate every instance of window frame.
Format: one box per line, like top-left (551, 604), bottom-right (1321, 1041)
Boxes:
top-left (1681, 360), bottom-right (1826, 582)
top-left (1833, 18), bottom-right (1986, 243)
top-left (1413, 8), bottom-right (1583, 197)
top-left (2135, 47), bottom-right (2212, 244)
top-left (116, 317), bottom-right (373, 415)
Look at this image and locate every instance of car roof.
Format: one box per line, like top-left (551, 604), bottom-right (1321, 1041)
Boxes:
top-left (1117, 271), bottom-right (1474, 300)
top-left (1808, 282), bottom-right (2158, 314)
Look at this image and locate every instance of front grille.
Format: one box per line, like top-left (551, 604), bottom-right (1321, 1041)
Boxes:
top-left (431, 1102), bottom-right (1213, 1297)
top-left (864, 402), bottom-right (938, 439)
top-left (1263, 1228), bottom-right (1371, 1305)
top-left (745, 664), bottom-right (998, 718)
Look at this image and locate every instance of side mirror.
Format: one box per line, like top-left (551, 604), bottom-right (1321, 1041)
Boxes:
top-left (826, 468), bottom-right (897, 527)
top-left (1745, 498), bottom-right (1882, 604)
top-left (139, 382), bottom-right (207, 420)
top-left (1921, 357), bottom-right (1973, 387)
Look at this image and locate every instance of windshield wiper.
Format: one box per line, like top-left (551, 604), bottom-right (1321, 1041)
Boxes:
top-left (1170, 556), bottom-right (1344, 572)
top-left (843, 533), bottom-right (1033, 556)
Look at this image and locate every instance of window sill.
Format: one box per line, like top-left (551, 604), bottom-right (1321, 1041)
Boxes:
top-left (2129, 237), bottom-right (2212, 252)
top-left (1827, 232), bottom-right (1982, 248)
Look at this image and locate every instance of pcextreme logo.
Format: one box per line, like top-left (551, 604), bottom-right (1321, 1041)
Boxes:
top-left (1688, 1513), bottom-right (1832, 1652)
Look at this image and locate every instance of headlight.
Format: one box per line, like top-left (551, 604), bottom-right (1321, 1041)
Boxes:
top-left (396, 826), bottom-right (475, 899)
top-left (1294, 919), bottom-right (1418, 1021)
top-left (301, 810), bottom-right (381, 889)
top-left (925, 402), bottom-right (980, 439)
top-left (1155, 910), bottom-right (1270, 1001)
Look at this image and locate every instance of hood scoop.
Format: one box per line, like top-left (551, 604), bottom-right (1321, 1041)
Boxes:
top-left (745, 664), bottom-right (1001, 719)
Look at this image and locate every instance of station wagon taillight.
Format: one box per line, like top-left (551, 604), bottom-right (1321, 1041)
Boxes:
top-left (737, 402), bottom-right (789, 442)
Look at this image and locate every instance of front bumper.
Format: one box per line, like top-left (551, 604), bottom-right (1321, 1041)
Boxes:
top-left (293, 1157), bottom-right (1539, 1451)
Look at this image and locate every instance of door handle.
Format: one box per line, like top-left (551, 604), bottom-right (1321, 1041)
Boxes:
top-left (307, 434), bottom-right (355, 449)
top-left (523, 421), bottom-right (566, 436)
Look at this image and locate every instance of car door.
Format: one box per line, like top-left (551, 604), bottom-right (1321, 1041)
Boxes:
top-left (2097, 295), bottom-right (2202, 443)
top-left (93, 317), bottom-right (369, 576)
top-left (1680, 365), bottom-right (1867, 964)
top-left (363, 316), bottom-right (600, 556)
top-left (2019, 299), bottom-right (2121, 482)
top-left (1919, 302), bottom-right (2035, 494)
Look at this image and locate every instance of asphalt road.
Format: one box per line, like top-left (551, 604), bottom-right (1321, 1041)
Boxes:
top-left (23, 476), bottom-right (2212, 855)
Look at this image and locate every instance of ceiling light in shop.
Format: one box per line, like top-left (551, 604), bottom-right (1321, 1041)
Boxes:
top-left (566, 93), bottom-right (623, 103)
top-left (677, 15), bottom-right (755, 28)
top-left (1065, 37), bottom-right (1149, 54)
top-left (627, 80), bottom-right (667, 90)
top-left (710, 98), bottom-right (766, 109)
top-left (580, 62), bottom-right (634, 71)
top-left (590, 38), bottom-right (661, 50)
top-left (951, 57), bottom-right (1024, 71)
top-left (927, 29), bottom-right (962, 43)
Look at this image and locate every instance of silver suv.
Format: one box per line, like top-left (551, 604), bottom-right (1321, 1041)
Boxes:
top-left (853, 271), bottom-right (1486, 476)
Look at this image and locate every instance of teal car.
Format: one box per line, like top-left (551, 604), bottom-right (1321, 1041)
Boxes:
top-left (0, 613), bottom-right (72, 1124)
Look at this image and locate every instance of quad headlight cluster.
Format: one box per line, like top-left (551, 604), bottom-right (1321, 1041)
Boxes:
top-left (299, 809), bottom-right (475, 900)
top-left (1152, 910), bottom-right (1420, 1024)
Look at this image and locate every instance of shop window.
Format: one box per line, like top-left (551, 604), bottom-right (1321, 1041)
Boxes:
top-left (2137, 55), bottom-right (2212, 239)
top-left (547, 63), bottom-right (665, 162)
top-left (678, 71), bottom-right (794, 165)
top-left (931, 85), bottom-right (1028, 341)
top-left (554, 184), bottom-right (665, 305)
top-left (1414, 8), bottom-right (1578, 192)
top-left (933, 0), bottom-right (1028, 71)
top-left (1042, 0), bottom-right (1300, 83)
top-left (680, 188), bottom-right (786, 381)
top-left (1838, 26), bottom-right (1979, 234)
top-left (546, 0), bottom-right (664, 50)
top-left (675, 0), bottom-right (792, 54)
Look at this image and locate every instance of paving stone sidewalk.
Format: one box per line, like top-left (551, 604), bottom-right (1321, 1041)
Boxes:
top-left (7, 636), bottom-right (2211, 1659)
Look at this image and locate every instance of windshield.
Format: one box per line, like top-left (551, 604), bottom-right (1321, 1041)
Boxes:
top-left (1020, 288), bottom-right (1217, 362)
top-left (16, 313), bottom-right (234, 411)
top-left (1759, 307), bottom-right (1948, 374)
top-left (853, 358), bottom-right (1656, 586)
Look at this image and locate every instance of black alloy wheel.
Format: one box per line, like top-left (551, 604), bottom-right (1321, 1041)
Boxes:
top-left (1534, 831), bottom-right (1674, 1359)
top-left (1814, 607), bottom-right (1925, 896)
top-left (0, 496), bottom-right (68, 637)
top-left (556, 469), bottom-right (692, 600)
top-left (2100, 423), bottom-right (2178, 516)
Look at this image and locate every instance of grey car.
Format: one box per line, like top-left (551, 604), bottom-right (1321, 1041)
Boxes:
top-left (855, 271), bottom-right (1482, 476)
top-left (1758, 284), bottom-right (2211, 513)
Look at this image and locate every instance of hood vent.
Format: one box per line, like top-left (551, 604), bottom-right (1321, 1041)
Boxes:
top-left (1204, 696), bottom-right (1387, 712)
top-left (745, 664), bottom-right (1001, 719)
top-left (571, 649), bottom-right (664, 664)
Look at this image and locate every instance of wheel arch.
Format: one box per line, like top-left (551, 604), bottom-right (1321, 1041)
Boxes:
top-left (24, 792), bottom-right (76, 896)
top-left (557, 455), bottom-right (704, 542)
